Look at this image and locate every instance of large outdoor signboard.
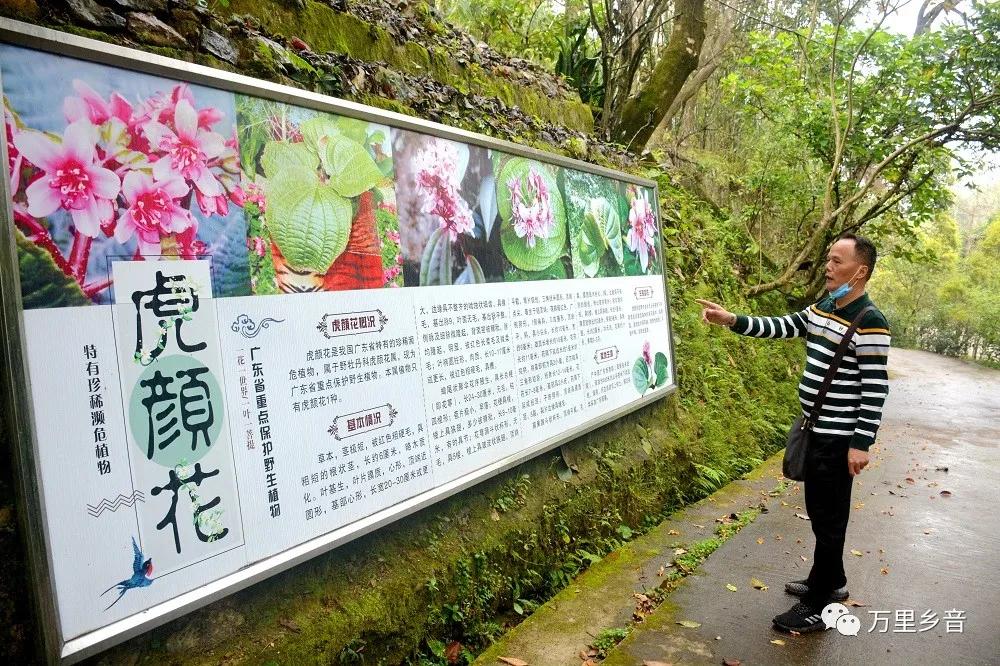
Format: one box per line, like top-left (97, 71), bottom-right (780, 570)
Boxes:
top-left (0, 19), bottom-right (676, 663)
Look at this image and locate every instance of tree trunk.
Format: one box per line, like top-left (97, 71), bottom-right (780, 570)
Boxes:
top-left (612, 0), bottom-right (706, 151)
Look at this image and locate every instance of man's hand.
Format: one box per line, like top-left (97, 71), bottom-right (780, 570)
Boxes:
top-left (695, 299), bottom-right (737, 327)
top-left (847, 448), bottom-right (869, 476)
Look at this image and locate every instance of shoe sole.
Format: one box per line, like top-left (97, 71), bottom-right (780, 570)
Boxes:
top-left (772, 619), bottom-right (828, 634)
top-left (785, 587), bottom-right (849, 601)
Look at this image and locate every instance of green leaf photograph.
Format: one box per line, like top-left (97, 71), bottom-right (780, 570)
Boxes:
top-left (236, 97), bottom-right (403, 293)
top-left (493, 154), bottom-right (570, 280)
top-left (563, 168), bottom-right (626, 278)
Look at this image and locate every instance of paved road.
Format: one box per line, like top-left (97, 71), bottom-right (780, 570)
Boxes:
top-left (606, 348), bottom-right (1000, 665)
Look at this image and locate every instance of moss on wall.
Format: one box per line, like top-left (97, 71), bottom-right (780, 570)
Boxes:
top-left (219, 0), bottom-right (592, 132)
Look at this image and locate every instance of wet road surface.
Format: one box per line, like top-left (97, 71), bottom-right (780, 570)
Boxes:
top-left (606, 348), bottom-right (1000, 665)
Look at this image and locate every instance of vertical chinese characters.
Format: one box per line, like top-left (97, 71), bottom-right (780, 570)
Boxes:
top-left (115, 260), bottom-right (242, 573)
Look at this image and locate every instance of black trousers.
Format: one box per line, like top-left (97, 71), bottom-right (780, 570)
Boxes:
top-left (802, 432), bottom-right (855, 607)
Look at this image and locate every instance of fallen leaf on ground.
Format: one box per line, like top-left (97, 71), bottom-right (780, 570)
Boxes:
top-left (851, 549), bottom-right (864, 557)
top-left (794, 513), bottom-right (810, 521)
top-left (927, 482), bottom-right (938, 487)
top-left (756, 537), bottom-right (765, 545)
top-left (800, 555), bottom-right (808, 562)
top-left (880, 567), bottom-right (890, 575)
top-left (579, 651), bottom-right (589, 661)
top-left (723, 659), bottom-right (742, 666)
top-left (693, 524), bottom-right (705, 529)
top-left (847, 599), bottom-right (868, 607)
top-left (854, 502), bottom-right (865, 509)
top-left (751, 577), bottom-right (768, 591)
top-left (667, 529), bottom-right (680, 535)
top-left (445, 641), bottom-right (461, 664)
top-left (677, 620), bottom-right (702, 628)
top-left (674, 547), bottom-right (688, 556)
top-left (905, 477), bottom-right (915, 484)
top-left (940, 490), bottom-right (952, 497)
top-left (499, 658), bottom-right (529, 666)
top-left (726, 583), bottom-right (738, 592)
top-left (789, 630), bottom-right (801, 636)
top-left (775, 534), bottom-right (783, 540)
top-left (923, 529), bottom-right (933, 535)
top-left (770, 639), bottom-right (786, 646)
top-left (642, 661), bottom-right (672, 666)
top-left (278, 617), bottom-right (301, 633)
top-left (634, 593), bottom-right (655, 619)
top-left (658, 565), bottom-right (666, 576)
top-left (582, 660), bottom-right (597, 666)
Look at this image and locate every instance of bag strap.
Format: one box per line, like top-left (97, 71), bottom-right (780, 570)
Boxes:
top-left (804, 303), bottom-right (876, 430)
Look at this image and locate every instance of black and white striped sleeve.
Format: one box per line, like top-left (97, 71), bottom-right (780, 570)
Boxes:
top-left (730, 308), bottom-right (810, 339)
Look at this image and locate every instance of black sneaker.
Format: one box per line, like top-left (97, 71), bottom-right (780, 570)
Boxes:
top-left (772, 601), bottom-right (827, 633)
top-left (784, 579), bottom-right (849, 601)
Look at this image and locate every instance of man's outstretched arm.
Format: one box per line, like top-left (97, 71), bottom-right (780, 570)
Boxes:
top-left (696, 299), bottom-right (809, 339)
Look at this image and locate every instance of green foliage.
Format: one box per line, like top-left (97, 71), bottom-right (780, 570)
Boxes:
top-left (579, 198), bottom-right (624, 276)
top-left (419, 227), bottom-right (454, 286)
top-left (15, 231), bottom-right (90, 309)
top-left (438, 0), bottom-right (569, 66)
top-left (555, 19), bottom-right (603, 106)
top-left (266, 170), bottom-right (353, 271)
top-left (872, 212), bottom-right (1000, 364)
top-left (240, 102), bottom-right (390, 273)
top-left (695, 4), bottom-right (1000, 299)
top-left (592, 626), bottom-right (630, 657)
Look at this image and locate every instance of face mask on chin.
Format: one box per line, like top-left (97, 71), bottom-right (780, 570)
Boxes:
top-left (829, 267), bottom-right (864, 301)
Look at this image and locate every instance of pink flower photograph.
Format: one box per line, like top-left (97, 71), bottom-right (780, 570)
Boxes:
top-left (392, 130), bottom-right (504, 286)
top-left (1, 46), bottom-right (249, 308)
top-left (622, 184), bottom-right (662, 276)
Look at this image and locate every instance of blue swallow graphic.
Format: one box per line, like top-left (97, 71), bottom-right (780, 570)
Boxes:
top-left (101, 536), bottom-right (154, 610)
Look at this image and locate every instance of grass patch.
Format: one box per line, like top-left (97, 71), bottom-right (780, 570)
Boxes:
top-left (586, 493), bottom-right (781, 662)
top-left (591, 627), bottom-right (630, 658)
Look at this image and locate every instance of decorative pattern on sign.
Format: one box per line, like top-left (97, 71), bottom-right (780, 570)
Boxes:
top-left (328, 404), bottom-right (398, 440)
top-left (634, 286), bottom-right (654, 300)
top-left (317, 310), bottom-right (389, 338)
top-left (87, 491), bottom-right (146, 517)
top-left (594, 346), bottom-right (619, 363)
top-left (230, 314), bottom-right (285, 339)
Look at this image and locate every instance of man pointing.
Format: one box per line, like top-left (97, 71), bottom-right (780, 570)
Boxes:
top-left (696, 234), bottom-right (891, 634)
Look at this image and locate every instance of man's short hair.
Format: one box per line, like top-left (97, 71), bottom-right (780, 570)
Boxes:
top-left (838, 233), bottom-right (877, 278)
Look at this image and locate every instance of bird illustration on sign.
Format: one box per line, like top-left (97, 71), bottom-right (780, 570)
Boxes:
top-left (101, 536), bottom-right (154, 609)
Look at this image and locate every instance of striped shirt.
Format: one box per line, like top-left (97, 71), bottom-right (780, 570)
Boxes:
top-left (730, 293), bottom-right (890, 451)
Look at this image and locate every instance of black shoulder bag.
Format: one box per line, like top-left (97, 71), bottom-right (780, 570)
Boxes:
top-left (783, 304), bottom-right (875, 481)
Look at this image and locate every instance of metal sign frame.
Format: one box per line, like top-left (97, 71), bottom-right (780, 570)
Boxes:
top-left (0, 17), bottom-right (677, 663)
